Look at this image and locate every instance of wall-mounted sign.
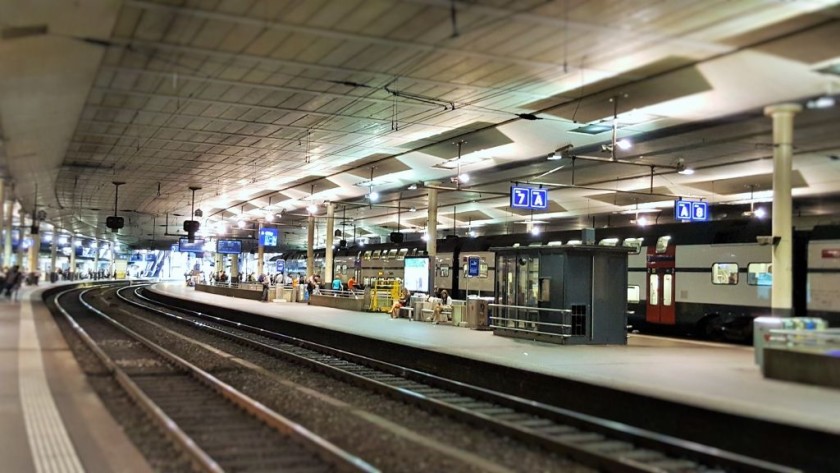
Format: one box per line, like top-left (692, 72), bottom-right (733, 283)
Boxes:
top-left (467, 255), bottom-right (480, 277)
top-left (510, 186), bottom-right (549, 210)
top-left (259, 227), bottom-right (279, 246)
top-left (675, 200), bottom-right (709, 222)
top-left (276, 260), bottom-right (286, 273)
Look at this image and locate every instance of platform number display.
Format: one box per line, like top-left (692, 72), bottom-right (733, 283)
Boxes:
top-left (276, 260), bottom-right (285, 273)
top-left (675, 200), bottom-right (709, 222)
top-left (510, 186), bottom-right (549, 211)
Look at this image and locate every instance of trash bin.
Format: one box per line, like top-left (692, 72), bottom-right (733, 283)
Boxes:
top-left (466, 298), bottom-right (490, 330)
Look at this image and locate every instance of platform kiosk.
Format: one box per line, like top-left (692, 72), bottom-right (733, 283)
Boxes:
top-left (491, 244), bottom-right (630, 345)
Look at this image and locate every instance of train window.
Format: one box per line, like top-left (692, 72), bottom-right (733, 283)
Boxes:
top-left (663, 274), bottom-right (673, 306)
top-left (548, 241), bottom-right (563, 246)
top-left (649, 274), bottom-right (659, 305)
top-left (567, 240), bottom-right (582, 246)
top-left (627, 285), bottom-right (640, 304)
top-left (599, 238), bottom-right (619, 247)
top-left (655, 236), bottom-right (671, 254)
top-left (623, 238), bottom-right (644, 255)
top-left (372, 250), bottom-right (381, 259)
top-left (712, 263), bottom-right (739, 285)
top-left (387, 249), bottom-right (398, 260)
top-left (397, 248), bottom-right (408, 260)
top-left (479, 258), bottom-right (488, 278)
top-left (747, 263), bottom-right (773, 286)
top-left (363, 251), bottom-right (371, 260)
top-left (440, 265), bottom-right (450, 277)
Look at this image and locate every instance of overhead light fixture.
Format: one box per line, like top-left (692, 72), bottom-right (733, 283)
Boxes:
top-left (468, 230), bottom-right (476, 238)
top-left (265, 212), bottom-right (274, 222)
top-left (237, 219), bottom-right (246, 229)
top-left (458, 173), bottom-right (470, 183)
top-left (753, 207), bottom-right (767, 219)
top-left (368, 191), bottom-right (379, 202)
top-left (307, 203), bottom-right (318, 214)
top-left (74, 240), bottom-right (82, 247)
top-left (407, 183), bottom-right (418, 190)
top-left (637, 216), bottom-right (649, 226)
top-left (409, 206), bottom-right (417, 212)
top-left (678, 168), bottom-right (695, 175)
top-left (530, 226), bottom-right (541, 236)
top-left (616, 139), bottom-right (632, 150)
top-left (421, 232), bottom-right (429, 241)
top-left (58, 236), bottom-right (68, 245)
top-left (806, 96), bottom-right (836, 109)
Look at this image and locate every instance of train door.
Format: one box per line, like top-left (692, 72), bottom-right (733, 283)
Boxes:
top-left (646, 236), bottom-right (676, 325)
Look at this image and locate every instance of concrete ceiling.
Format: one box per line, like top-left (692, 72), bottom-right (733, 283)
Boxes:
top-left (1, 0), bottom-right (840, 248)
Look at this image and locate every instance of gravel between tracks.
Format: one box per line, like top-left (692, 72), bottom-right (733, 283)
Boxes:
top-left (95, 290), bottom-right (592, 473)
top-left (47, 293), bottom-right (194, 473)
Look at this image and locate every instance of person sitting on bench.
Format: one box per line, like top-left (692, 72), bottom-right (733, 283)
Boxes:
top-left (390, 287), bottom-right (411, 319)
top-left (432, 290), bottom-right (452, 324)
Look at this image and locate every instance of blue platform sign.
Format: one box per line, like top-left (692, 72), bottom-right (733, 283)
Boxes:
top-left (675, 200), bottom-right (709, 222)
top-left (511, 186), bottom-right (531, 209)
top-left (510, 186), bottom-right (549, 211)
top-left (259, 227), bottom-right (279, 246)
top-left (467, 255), bottom-right (480, 277)
top-left (691, 201), bottom-right (709, 221)
top-left (275, 260), bottom-right (285, 273)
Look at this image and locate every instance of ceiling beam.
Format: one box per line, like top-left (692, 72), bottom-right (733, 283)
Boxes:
top-left (105, 37), bottom-right (548, 100)
top-left (99, 65), bottom-right (516, 118)
top-left (127, 0), bottom-right (568, 71)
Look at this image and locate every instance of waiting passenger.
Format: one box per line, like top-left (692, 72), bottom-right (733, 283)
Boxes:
top-left (347, 276), bottom-right (356, 291)
top-left (390, 287), bottom-right (411, 319)
top-left (432, 290), bottom-right (453, 325)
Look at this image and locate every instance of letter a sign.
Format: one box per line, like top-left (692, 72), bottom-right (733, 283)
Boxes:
top-left (675, 200), bottom-right (709, 222)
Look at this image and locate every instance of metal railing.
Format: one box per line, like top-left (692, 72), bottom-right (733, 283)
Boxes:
top-left (311, 288), bottom-right (364, 300)
top-left (488, 303), bottom-right (588, 341)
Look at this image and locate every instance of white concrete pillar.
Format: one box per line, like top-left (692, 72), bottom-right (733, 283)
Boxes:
top-left (764, 103), bottom-right (801, 317)
top-left (427, 187), bottom-right (438, 292)
top-left (93, 239), bottom-right (100, 276)
top-left (2, 194), bottom-right (12, 268)
top-left (257, 223), bottom-right (265, 276)
top-left (230, 254), bottom-right (239, 281)
top-left (15, 206), bottom-right (26, 267)
top-left (49, 231), bottom-right (58, 274)
top-left (69, 236), bottom-right (77, 278)
top-left (325, 203), bottom-right (335, 283)
top-left (306, 214), bottom-right (314, 278)
top-left (28, 232), bottom-right (40, 273)
top-left (109, 242), bottom-right (115, 278)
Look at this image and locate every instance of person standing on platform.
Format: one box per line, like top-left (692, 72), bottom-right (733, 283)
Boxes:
top-left (260, 274), bottom-right (270, 302)
top-left (347, 276), bottom-right (356, 291)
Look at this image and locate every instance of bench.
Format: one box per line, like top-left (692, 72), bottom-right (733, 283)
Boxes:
top-left (398, 306), bottom-right (414, 320)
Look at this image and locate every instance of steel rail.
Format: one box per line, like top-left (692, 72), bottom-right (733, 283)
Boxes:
top-left (121, 284), bottom-right (800, 473)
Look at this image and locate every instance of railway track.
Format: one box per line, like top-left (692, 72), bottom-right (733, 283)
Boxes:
top-left (53, 285), bottom-right (376, 473)
top-left (112, 284), bottom-right (798, 473)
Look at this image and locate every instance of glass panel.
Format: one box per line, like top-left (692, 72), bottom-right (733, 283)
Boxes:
top-left (598, 238), bottom-right (619, 246)
top-left (655, 236), bottom-right (671, 254)
top-left (748, 263), bottom-right (773, 286)
top-left (627, 285), bottom-right (640, 304)
top-left (712, 263), bottom-right (739, 285)
top-left (479, 258), bottom-right (488, 278)
top-left (663, 274), bottom-right (673, 306)
top-left (649, 274), bottom-right (659, 305)
top-left (388, 249), bottom-right (397, 260)
top-left (372, 250), bottom-right (381, 259)
top-left (397, 248), bottom-right (408, 260)
top-left (363, 251), bottom-right (371, 260)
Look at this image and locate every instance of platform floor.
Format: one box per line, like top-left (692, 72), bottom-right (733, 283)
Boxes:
top-left (152, 282), bottom-right (840, 437)
top-left (0, 282), bottom-right (151, 473)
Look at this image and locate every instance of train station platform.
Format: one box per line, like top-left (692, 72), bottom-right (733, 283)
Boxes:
top-left (148, 283), bottom-right (840, 436)
top-left (0, 282), bottom-right (151, 473)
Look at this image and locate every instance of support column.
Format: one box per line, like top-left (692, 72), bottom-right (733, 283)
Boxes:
top-left (69, 236), bottom-right (76, 279)
top-left (427, 187), bottom-right (438, 293)
top-left (2, 186), bottom-right (10, 267)
top-left (15, 206), bottom-right (26, 267)
top-left (50, 230), bottom-right (58, 275)
top-left (109, 242), bottom-right (115, 278)
top-left (93, 239), bottom-right (100, 277)
top-left (230, 254), bottom-right (239, 282)
top-left (257, 223), bottom-right (265, 276)
top-left (306, 215), bottom-right (314, 278)
top-left (215, 252), bottom-right (222, 278)
top-left (0, 180), bottom-right (4, 267)
top-left (29, 232), bottom-right (40, 274)
top-left (325, 203), bottom-right (335, 284)
top-left (764, 103), bottom-right (801, 317)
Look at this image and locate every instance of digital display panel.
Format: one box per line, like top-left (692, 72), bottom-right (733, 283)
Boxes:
top-left (259, 227), bottom-right (279, 246)
top-left (216, 239), bottom-right (242, 255)
top-left (178, 238), bottom-right (206, 253)
top-left (404, 257), bottom-right (430, 293)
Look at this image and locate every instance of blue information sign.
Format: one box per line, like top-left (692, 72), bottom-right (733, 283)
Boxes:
top-left (510, 186), bottom-right (549, 211)
top-left (276, 260), bottom-right (285, 273)
top-left (467, 255), bottom-right (480, 277)
top-left (675, 200), bottom-right (709, 222)
top-left (259, 227), bottom-right (279, 246)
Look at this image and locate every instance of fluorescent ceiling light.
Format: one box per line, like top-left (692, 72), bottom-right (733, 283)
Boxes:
top-left (678, 168), bottom-right (695, 175)
top-left (616, 139), bottom-right (632, 150)
top-left (458, 173), bottom-right (470, 183)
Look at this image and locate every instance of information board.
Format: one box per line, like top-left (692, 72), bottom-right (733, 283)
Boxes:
top-left (179, 238), bottom-right (205, 253)
top-left (675, 200), bottom-right (709, 222)
top-left (276, 260), bottom-right (285, 273)
top-left (466, 255), bottom-right (480, 277)
top-left (404, 257), bottom-right (430, 293)
top-left (259, 227), bottom-right (279, 246)
top-left (217, 239), bottom-right (242, 254)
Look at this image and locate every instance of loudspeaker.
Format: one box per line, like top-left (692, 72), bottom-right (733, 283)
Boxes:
top-left (389, 232), bottom-right (404, 243)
